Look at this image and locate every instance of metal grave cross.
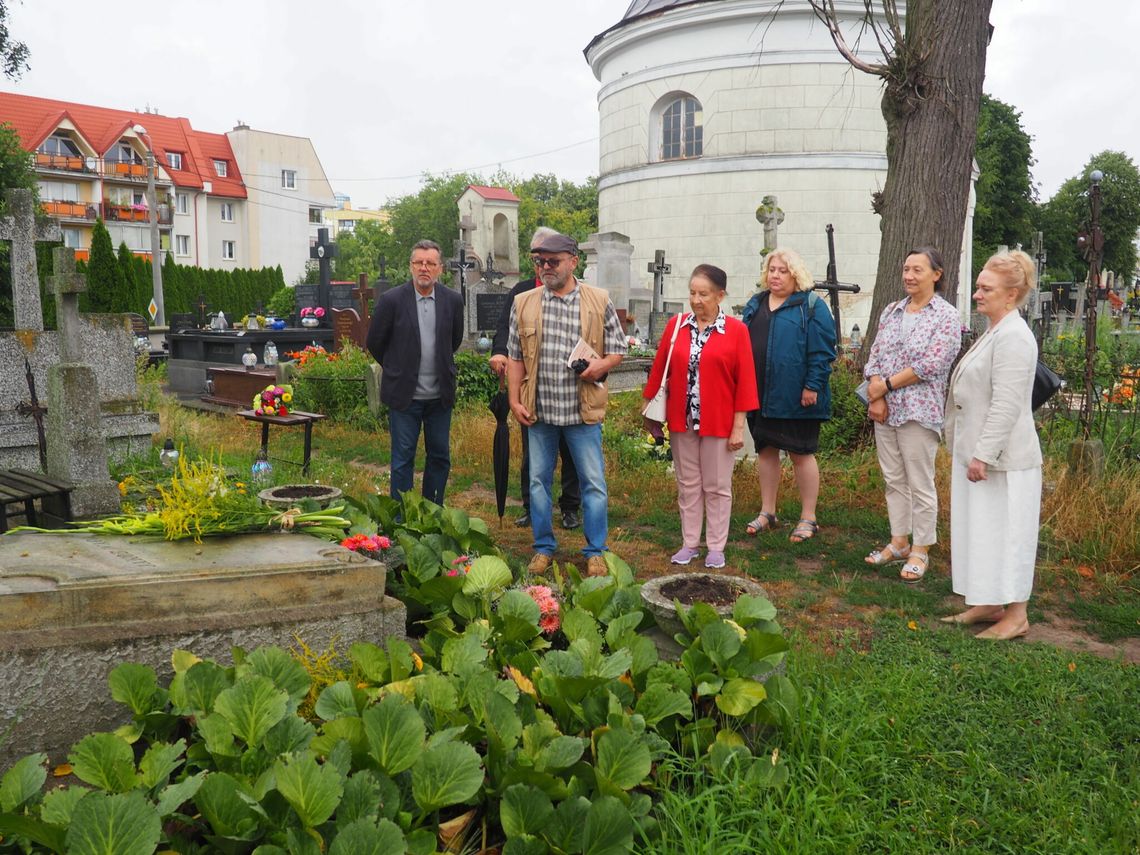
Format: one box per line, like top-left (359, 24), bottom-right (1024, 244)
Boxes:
top-left (811, 224), bottom-right (861, 344)
top-left (0, 188), bottom-right (62, 331)
top-left (647, 249), bottom-right (671, 313)
top-left (448, 240), bottom-right (477, 299)
top-left (309, 227), bottom-right (339, 314)
top-left (15, 357), bottom-right (48, 470)
top-left (47, 247), bottom-right (88, 364)
top-left (195, 292), bottom-right (210, 328)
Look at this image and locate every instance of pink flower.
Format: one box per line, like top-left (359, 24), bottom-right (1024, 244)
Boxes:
top-left (314, 307), bottom-right (326, 318)
top-left (539, 614), bottom-right (561, 634)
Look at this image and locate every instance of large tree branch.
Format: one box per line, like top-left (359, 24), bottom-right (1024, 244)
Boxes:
top-left (807, 0), bottom-right (889, 77)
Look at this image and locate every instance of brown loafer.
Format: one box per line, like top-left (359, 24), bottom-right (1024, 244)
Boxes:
top-left (527, 553), bottom-right (552, 575)
top-left (586, 555), bottom-right (608, 577)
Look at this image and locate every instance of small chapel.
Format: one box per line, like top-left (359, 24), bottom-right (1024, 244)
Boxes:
top-left (584, 0), bottom-right (975, 334)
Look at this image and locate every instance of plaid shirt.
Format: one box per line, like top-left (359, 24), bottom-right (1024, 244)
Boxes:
top-left (508, 282), bottom-right (627, 426)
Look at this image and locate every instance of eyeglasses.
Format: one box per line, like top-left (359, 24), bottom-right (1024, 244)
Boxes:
top-left (411, 260), bottom-right (440, 268)
top-left (532, 256), bottom-right (565, 269)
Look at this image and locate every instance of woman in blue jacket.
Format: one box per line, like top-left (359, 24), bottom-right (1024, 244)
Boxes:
top-left (741, 249), bottom-right (837, 543)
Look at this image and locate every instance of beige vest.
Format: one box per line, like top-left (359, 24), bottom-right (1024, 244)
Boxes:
top-left (516, 282), bottom-right (610, 424)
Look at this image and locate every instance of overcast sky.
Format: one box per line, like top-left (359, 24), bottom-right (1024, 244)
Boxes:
top-left (4, 0), bottom-right (1134, 208)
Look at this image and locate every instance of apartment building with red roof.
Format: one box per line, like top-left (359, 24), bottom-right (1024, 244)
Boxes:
top-left (0, 92), bottom-right (334, 285)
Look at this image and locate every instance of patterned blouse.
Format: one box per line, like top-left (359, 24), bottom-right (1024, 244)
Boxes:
top-left (864, 295), bottom-right (962, 432)
top-left (683, 309), bottom-right (726, 431)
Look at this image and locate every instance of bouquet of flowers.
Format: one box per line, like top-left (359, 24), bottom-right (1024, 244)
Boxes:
top-left (253, 383), bottom-right (293, 416)
top-left (340, 533), bottom-right (392, 560)
top-left (287, 344), bottom-right (337, 367)
top-left (300, 307), bottom-right (326, 319)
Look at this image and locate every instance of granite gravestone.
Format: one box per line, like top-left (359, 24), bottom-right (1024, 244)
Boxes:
top-left (45, 249), bottom-right (121, 517)
top-left (0, 531), bottom-right (406, 765)
top-left (0, 189), bottom-right (61, 331)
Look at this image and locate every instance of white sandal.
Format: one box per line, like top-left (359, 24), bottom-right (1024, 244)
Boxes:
top-left (865, 543), bottom-right (910, 566)
top-left (900, 552), bottom-right (929, 583)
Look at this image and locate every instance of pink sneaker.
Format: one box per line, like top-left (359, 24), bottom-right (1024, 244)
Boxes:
top-left (670, 546), bottom-right (701, 565)
top-left (705, 550), bottom-right (726, 569)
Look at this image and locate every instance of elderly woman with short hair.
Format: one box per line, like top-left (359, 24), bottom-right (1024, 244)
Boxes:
top-left (862, 247), bottom-right (962, 582)
top-left (942, 250), bottom-right (1043, 640)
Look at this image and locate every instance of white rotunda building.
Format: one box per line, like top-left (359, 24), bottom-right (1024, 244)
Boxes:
top-left (585, 0), bottom-right (964, 332)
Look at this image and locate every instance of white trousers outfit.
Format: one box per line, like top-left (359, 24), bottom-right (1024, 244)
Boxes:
top-left (873, 420), bottom-right (940, 547)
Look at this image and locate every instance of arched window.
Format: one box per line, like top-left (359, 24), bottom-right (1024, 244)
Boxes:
top-left (660, 95), bottom-right (702, 160)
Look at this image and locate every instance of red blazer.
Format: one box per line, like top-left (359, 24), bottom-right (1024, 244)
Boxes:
top-left (642, 313), bottom-right (759, 437)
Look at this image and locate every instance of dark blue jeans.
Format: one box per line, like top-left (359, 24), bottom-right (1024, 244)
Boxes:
top-left (520, 424), bottom-right (580, 513)
top-left (388, 398), bottom-right (452, 506)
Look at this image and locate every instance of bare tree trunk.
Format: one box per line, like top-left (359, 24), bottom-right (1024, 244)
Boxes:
top-left (809, 0), bottom-right (993, 355)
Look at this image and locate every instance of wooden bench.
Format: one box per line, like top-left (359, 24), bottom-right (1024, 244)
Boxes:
top-left (237, 410), bottom-right (327, 475)
top-left (0, 469), bottom-right (75, 533)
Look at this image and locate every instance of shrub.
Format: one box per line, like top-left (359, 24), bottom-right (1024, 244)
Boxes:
top-left (289, 342), bottom-right (377, 429)
top-left (266, 286), bottom-right (296, 319)
top-left (455, 350), bottom-right (499, 408)
top-left (819, 358), bottom-right (871, 456)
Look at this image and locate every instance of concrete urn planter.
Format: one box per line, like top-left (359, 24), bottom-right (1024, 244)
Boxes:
top-left (258, 484), bottom-right (342, 510)
top-left (640, 572), bottom-right (769, 637)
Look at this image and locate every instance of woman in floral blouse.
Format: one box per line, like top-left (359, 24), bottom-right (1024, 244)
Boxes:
top-left (863, 247), bottom-right (962, 582)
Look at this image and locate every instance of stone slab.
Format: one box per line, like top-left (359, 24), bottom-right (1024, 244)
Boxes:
top-left (0, 532), bottom-right (406, 766)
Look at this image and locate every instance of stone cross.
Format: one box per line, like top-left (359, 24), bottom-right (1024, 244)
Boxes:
top-left (47, 247), bottom-right (87, 364)
top-left (0, 189), bottom-right (62, 331)
top-left (308, 227), bottom-right (338, 315)
top-left (647, 249), bottom-right (671, 313)
top-left (755, 194), bottom-right (785, 256)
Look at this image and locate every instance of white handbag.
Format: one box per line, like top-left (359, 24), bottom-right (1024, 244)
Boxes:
top-left (641, 313), bottom-right (684, 422)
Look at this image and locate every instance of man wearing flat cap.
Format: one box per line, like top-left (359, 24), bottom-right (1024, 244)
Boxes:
top-left (506, 230), bottom-right (627, 577)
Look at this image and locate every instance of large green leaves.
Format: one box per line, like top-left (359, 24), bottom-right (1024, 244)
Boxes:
top-left (194, 772), bottom-right (261, 840)
top-left (0, 752), bottom-right (46, 811)
top-left (500, 783), bottom-right (554, 838)
top-left (329, 818), bottom-right (406, 855)
top-left (362, 694), bottom-right (425, 776)
top-left (108, 663), bottom-right (162, 717)
top-left (274, 752), bottom-right (344, 827)
top-left (462, 555), bottom-right (513, 595)
top-left (214, 675), bottom-right (289, 747)
top-left (411, 741), bottom-right (484, 813)
top-left (64, 791), bottom-right (162, 855)
top-left (169, 660), bottom-right (231, 716)
top-left (69, 733), bottom-right (137, 793)
top-left (594, 729), bottom-right (651, 791)
top-left (247, 646), bottom-right (311, 706)
top-left (715, 678), bottom-right (767, 716)
top-left (581, 795), bottom-right (634, 855)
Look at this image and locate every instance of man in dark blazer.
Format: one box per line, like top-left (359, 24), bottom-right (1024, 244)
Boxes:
top-left (489, 227), bottom-right (581, 530)
top-left (366, 239), bottom-right (465, 505)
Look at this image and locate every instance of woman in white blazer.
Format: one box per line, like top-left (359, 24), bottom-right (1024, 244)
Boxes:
top-left (943, 250), bottom-right (1042, 640)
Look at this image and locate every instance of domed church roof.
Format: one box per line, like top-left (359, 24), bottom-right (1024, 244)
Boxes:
top-left (585, 0), bottom-right (718, 55)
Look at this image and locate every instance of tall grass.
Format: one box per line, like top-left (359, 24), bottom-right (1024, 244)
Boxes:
top-left (643, 619), bottom-right (1140, 854)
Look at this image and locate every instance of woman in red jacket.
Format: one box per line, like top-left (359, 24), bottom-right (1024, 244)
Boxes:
top-left (642, 264), bottom-right (759, 569)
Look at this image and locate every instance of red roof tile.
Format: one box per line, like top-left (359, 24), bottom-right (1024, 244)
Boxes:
top-left (466, 184), bottom-right (520, 202)
top-left (0, 91), bottom-right (246, 198)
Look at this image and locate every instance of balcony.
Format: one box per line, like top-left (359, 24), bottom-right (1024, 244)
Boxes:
top-left (34, 152), bottom-right (96, 173)
top-left (103, 160), bottom-right (149, 180)
top-left (101, 202), bottom-right (173, 225)
top-left (41, 200), bottom-right (98, 221)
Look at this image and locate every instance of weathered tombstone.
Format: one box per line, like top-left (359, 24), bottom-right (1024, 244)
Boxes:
top-left (756, 194), bottom-right (784, 258)
top-left (581, 231), bottom-right (634, 314)
top-left (45, 248), bottom-right (121, 516)
top-left (468, 257), bottom-right (510, 346)
top-left (0, 188), bottom-right (62, 331)
top-left (0, 531), bottom-right (406, 765)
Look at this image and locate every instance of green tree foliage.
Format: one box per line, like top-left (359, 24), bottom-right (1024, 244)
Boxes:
top-left (331, 172), bottom-right (598, 284)
top-left (1037, 151), bottom-right (1140, 283)
top-left (83, 218), bottom-right (126, 313)
top-left (0, 1), bottom-right (30, 80)
top-left (972, 95), bottom-right (1035, 275)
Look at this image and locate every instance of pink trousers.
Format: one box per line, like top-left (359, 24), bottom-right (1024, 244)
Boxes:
top-left (671, 430), bottom-right (736, 551)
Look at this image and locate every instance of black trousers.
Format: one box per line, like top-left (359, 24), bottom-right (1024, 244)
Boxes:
top-left (520, 424), bottom-right (580, 513)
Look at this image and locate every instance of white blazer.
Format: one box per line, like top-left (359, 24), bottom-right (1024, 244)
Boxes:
top-left (945, 313), bottom-right (1042, 471)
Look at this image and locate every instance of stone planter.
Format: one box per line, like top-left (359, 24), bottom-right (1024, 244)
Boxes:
top-left (258, 484), bottom-right (342, 510)
top-left (640, 572), bottom-right (769, 637)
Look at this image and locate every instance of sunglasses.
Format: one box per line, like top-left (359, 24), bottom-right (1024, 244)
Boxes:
top-left (532, 256), bottom-right (566, 269)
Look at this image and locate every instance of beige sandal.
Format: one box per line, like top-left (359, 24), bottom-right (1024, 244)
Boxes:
top-left (746, 511), bottom-right (779, 535)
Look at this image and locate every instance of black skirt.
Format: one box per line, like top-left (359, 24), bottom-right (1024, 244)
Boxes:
top-left (747, 413), bottom-right (821, 455)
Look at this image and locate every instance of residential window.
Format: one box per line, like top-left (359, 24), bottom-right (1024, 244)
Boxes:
top-left (37, 180), bottom-right (80, 202)
top-left (61, 228), bottom-right (82, 249)
top-left (166, 152), bottom-right (183, 170)
top-left (176, 193), bottom-right (189, 215)
top-left (661, 96), bottom-right (703, 161)
top-left (281, 169), bottom-right (296, 189)
top-left (308, 206), bottom-right (322, 224)
top-left (117, 142), bottom-right (142, 164)
top-left (38, 135), bottom-right (81, 157)
top-left (339, 220), bottom-right (356, 233)
top-left (213, 159), bottom-right (228, 177)
top-left (221, 202), bottom-right (234, 222)
top-left (132, 191), bottom-right (146, 207)
top-left (221, 240), bottom-right (235, 260)
top-left (176, 235), bottom-right (190, 256)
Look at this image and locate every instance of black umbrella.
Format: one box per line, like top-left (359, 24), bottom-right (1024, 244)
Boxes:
top-left (488, 379), bottom-right (511, 525)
